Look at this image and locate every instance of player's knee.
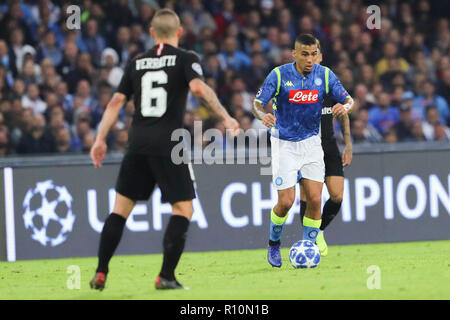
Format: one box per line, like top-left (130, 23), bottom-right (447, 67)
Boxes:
top-left (328, 188), bottom-right (343, 203)
top-left (330, 193), bottom-right (343, 203)
top-left (172, 201), bottom-right (193, 219)
top-left (307, 194), bottom-right (322, 209)
top-left (277, 195), bottom-right (295, 212)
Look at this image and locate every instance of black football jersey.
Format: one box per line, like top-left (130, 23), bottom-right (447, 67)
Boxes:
top-left (116, 43), bottom-right (203, 155)
top-left (320, 94), bottom-right (336, 140)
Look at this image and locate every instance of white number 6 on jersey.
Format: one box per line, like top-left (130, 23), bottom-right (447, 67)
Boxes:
top-left (141, 70), bottom-right (168, 117)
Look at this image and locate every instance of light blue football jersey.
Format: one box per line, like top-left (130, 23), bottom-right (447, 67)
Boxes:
top-left (255, 63), bottom-right (350, 141)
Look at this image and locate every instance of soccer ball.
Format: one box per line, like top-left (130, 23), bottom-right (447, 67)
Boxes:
top-left (289, 240), bottom-right (321, 268)
top-left (22, 180), bottom-right (76, 247)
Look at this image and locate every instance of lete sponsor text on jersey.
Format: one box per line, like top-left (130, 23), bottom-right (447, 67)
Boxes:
top-left (289, 90), bottom-right (319, 103)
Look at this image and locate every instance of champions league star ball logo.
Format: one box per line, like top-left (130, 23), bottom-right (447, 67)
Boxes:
top-left (22, 180), bottom-right (76, 247)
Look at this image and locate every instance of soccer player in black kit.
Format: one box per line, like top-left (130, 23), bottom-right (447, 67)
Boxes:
top-left (300, 40), bottom-right (353, 256)
top-left (89, 9), bottom-right (239, 290)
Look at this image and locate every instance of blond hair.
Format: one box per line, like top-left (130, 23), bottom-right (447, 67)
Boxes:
top-left (151, 8), bottom-right (181, 39)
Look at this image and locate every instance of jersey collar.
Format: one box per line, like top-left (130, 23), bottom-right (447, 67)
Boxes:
top-left (291, 62), bottom-right (316, 79)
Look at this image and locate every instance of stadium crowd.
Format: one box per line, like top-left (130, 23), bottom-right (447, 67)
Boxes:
top-left (0, 0), bottom-right (449, 157)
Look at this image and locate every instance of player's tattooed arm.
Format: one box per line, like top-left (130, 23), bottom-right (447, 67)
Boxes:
top-left (252, 100), bottom-right (266, 120)
top-left (253, 100), bottom-right (276, 128)
top-left (332, 97), bottom-right (354, 117)
top-left (337, 112), bottom-right (353, 167)
top-left (197, 89), bottom-right (229, 121)
top-left (189, 78), bottom-right (239, 134)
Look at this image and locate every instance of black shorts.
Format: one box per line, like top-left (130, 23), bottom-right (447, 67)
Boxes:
top-left (322, 138), bottom-right (344, 177)
top-left (115, 151), bottom-right (196, 203)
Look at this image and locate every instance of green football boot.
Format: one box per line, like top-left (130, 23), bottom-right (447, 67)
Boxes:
top-left (315, 231), bottom-right (328, 257)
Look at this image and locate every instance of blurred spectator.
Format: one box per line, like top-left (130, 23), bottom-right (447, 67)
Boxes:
top-left (16, 113), bottom-right (55, 154)
top-left (437, 68), bottom-right (450, 110)
top-left (82, 132), bottom-right (95, 152)
top-left (9, 28), bottom-right (28, 73)
top-left (81, 19), bottom-right (106, 67)
top-left (353, 84), bottom-right (373, 110)
top-left (0, 124), bottom-right (10, 156)
top-left (130, 23), bottom-right (151, 53)
top-left (413, 79), bottom-right (449, 123)
top-left (133, 3), bottom-right (157, 35)
top-left (112, 26), bottom-right (132, 68)
top-left (375, 42), bottom-right (410, 78)
top-left (65, 52), bottom-right (95, 94)
top-left (186, 0), bottom-right (217, 35)
top-left (57, 41), bottom-right (78, 85)
top-left (111, 129), bottom-right (128, 152)
top-left (384, 127), bottom-right (398, 143)
top-left (22, 83), bottom-right (46, 114)
top-left (0, 40), bottom-right (18, 79)
top-left (230, 75), bottom-right (253, 113)
top-left (0, 1), bottom-right (33, 46)
top-left (37, 30), bottom-right (62, 66)
top-left (19, 57), bottom-right (40, 85)
top-left (75, 79), bottom-right (97, 113)
top-left (107, 0), bottom-right (134, 29)
top-left (213, 0), bottom-right (243, 38)
top-left (421, 106), bottom-right (450, 141)
top-left (351, 120), bottom-right (375, 144)
top-left (218, 37), bottom-right (251, 71)
top-left (54, 128), bottom-right (76, 153)
top-left (12, 78), bottom-right (25, 98)
top-left (368, 92), bottom-right (400, 136)
top-left (243, 51), bottom-right (269, 92)
top-left (411, 120), bottom-right (426, 141)
top-left (351, 109), bottom-right (383, 144)
top-left (393, 105), bottom-right (414, 142)
top-left (70, 115), bottom-right (94, 152)
top-left (434, 124), bottom-right (450, 142)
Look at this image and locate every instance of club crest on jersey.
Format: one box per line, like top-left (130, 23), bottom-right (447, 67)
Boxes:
top-left (314, 78), bottom-right (322, 86)
top-left (289, 90), bottom-right (319, 103)
top-left (192, 62), bottom-right (203, 76)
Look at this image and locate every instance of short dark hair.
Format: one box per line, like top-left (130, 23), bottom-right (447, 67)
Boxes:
top-left (295, 34), bottom-right (318, 47)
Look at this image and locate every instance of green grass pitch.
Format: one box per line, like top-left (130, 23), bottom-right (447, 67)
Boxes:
top-left (1, 240), bottom-right (449, 300)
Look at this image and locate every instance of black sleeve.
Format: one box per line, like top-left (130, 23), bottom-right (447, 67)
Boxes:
top-left (116, 61), bottom-right (134, 99)
top-left (183, 51), bottom-right (204, 83)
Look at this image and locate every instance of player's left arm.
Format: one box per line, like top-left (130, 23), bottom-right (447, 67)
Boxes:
top-left (335, 110), bottom-right (353, 167)
top-left (327, 68), bottom-right (354, 118)
top-left (332, 96), bottom-right (354, 118)
top-left (184, 51), bottom-right (239, 135)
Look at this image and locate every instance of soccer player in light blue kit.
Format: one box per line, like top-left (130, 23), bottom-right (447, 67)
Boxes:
top-left (252, 34), bottom-right (354, 267)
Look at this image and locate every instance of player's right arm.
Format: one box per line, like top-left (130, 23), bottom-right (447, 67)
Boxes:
top-left (253, 100), bottom-right (276, 127)
top-left (189, 78), bottom-right (239, 135)
top-left (252, 68), bottom-right (278, 128)
top-left (91, 60), bottom-right (133, 168)
top-left (90, 93), bottom-right (127, 168)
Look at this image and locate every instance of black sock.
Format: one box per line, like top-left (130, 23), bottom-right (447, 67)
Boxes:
top-left (96, 213), bottom-right (126, 274)
top-left (160, 215), bottom-right (190, 281)
top-left (268, 239), bottom-right (280, 246)
top-left (299, 200), bottom-right (307, 225)
top-left (320, 199), bottom-right (342, 230)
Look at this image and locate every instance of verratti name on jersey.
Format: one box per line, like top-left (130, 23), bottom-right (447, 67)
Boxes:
top-left (255, 63), bottom-right (349, 142)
